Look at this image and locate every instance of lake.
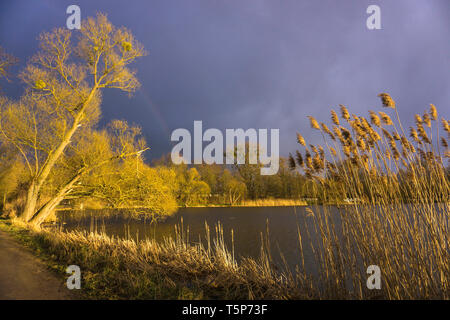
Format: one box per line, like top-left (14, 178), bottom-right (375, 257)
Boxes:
top-left (57, 206), bottom-right (343, 275)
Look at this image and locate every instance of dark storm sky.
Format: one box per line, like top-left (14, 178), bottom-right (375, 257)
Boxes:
top-left (0, 0), bottom-right (449, 160)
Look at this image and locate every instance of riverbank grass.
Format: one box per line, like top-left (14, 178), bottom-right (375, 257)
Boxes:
top-left (0, 218), bottom-right (316, 300)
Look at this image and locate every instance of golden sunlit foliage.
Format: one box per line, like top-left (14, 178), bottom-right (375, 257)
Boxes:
top-left (0, 14), bottom-right (168, 226)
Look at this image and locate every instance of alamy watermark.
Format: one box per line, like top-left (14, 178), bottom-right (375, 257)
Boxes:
top-left (66, 5), bottom-right (81, 30)
top-left (66, 265), bottom-right (81, 289)
top-left (366, 265), bottom-right (381, 290)
top-left (171, 121), bottom-right (280, 175)
top-left (366, 5), bottom-right (381, 30)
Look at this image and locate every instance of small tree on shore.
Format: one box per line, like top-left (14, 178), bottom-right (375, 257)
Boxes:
top-left (0, 13), bottom-right (146, 226)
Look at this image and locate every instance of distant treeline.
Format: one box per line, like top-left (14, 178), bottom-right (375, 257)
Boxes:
top-left (151, 154), bottom-right (319, 207)
top-left (2, 147), bottom-right (448, 216)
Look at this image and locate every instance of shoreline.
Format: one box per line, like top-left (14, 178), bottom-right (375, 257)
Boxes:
top-left (0, 218), bottom-right (317, 300)
top-left (55, 199), bottom-right (311, 211)
top-left (56, 201), bottom-right (362, 211)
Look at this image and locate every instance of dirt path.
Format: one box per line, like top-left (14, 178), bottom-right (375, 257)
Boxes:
top-left (0, 230), bottom-right (75, 300)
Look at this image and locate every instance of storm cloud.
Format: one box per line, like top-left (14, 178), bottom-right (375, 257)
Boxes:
top-left (1, 0), bottom-right (449, 159)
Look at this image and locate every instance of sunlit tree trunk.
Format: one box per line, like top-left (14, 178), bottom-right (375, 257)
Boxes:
top-left (29, 172), bottom-right (82, 227)
top-left (28, 148), bottom-right (147, 227)
top-left (22, 180), bottom-right (39, 222)
top-left (20, 89), bottom-right (97, 222)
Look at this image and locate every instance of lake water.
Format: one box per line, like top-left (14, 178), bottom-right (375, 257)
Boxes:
top-left (57, 206), bottom-right (343, 274)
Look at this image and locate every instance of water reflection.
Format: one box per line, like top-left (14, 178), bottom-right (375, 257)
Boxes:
top-left (57, 206), bottom-right (342, 275)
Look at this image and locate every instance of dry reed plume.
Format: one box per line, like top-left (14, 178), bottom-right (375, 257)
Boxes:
top-left (288, 93), bottom-right (449, 299)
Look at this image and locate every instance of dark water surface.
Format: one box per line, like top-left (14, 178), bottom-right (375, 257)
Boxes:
top-left (58, 206), bottom-right (342, 273)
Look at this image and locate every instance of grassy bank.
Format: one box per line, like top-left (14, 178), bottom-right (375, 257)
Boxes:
top-left (0, 218), bottom-right (317, 300)
top-left (1, 200), bottom-right (448, 300)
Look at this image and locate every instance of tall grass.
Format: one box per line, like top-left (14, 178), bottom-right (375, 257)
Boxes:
top-left (11, 220), bottom-right (317, 300)
top-left (289, 94), bottom-right (449, 299)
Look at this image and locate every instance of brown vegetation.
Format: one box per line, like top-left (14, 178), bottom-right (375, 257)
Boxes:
top-left (287, 93), bottom-right (449, 298)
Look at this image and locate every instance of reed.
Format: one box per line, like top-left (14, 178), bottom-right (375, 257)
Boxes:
top-left (289, 94), bottom-right (449, 299)
top-left (2, 220), bottom-right (317, 300)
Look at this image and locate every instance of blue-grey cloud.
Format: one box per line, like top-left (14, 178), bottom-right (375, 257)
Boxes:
top-left (1, 0), bottom-right (449, 159)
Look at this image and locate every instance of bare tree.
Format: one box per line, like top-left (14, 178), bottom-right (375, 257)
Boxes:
top-left (0, 46), bottom-right (18, 84)
top-left (0, 13), bottom-right (146, 225)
